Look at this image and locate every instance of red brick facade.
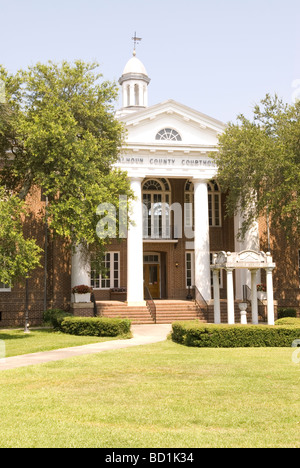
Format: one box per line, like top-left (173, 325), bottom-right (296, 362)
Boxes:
top-left (0, 180), bottom-right (299, 328)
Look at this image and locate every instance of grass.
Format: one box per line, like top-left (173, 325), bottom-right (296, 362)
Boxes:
top-left (0, 328), bottom-right (127, 357)
top-left (0, 339), bottom-right (299, 448)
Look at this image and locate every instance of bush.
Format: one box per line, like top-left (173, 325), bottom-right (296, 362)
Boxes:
top-left (172, 321), bottom-right (300, 348)
top-left (59, 316), bottom-right (131, 337)
top-left (43, 309), bottom-right (72, 330)
top-left (275, 317), bottom-right (300, 326)
top-left (277, 308), bottom-right (297, 319)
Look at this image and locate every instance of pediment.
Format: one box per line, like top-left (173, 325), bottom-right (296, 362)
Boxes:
top-left (117, 100), bottom-right (225, 148)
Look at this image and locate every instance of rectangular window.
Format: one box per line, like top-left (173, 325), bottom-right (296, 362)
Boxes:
top-left (185, 252), bottom-right (195, 288)
top-left (91, 252), bottom-right (120, 290)
top-left (0, 282), bottom-right (11, 292)
top-left (184, 193), bottom-right (194, 229)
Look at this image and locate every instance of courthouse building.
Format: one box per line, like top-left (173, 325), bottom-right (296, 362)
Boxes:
top-left (0, 50), bottom-right (299, 326)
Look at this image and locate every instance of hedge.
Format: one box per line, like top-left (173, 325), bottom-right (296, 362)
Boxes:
top-left (277, 308), bottom-right (297, 319)
top-left (172, 321), bottom-right (300, 348)
top-left (59, 316), bottom-right (131, 337)
top-left (275, 317), bottom-right (300, 327)
top-left (44, 309), bottom-right (73, 329)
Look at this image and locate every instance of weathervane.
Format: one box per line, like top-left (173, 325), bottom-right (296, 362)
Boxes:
top-left (132, 32), bottom-right (142, 55)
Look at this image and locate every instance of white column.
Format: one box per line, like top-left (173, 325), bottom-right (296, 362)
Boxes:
top-left (212, 268), bottom-right (221, 324)
top-left (127, 177), bottom-right (145, 306)
top-left (266, 266), bottom-right (275, 325)
top-left (250, 269), bottom-right (259, 324)
top-left (226, 268), bottom-right (235, 324)
top-left (193, 179), bottom-right (211, 301)
top-left (71, 244), bottom-right (91, 299)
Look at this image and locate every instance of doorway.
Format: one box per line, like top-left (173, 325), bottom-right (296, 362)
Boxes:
top-left (143, 253), bottom-right (161, 299)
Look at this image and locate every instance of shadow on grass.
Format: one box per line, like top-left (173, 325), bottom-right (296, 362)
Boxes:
top-left (0, 328), bottom-right (55, 341)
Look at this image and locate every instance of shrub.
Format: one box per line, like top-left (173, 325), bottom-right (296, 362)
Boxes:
top-left (43, 309), bottom-right (72, 329)
top-left (277, 308), bottom-right (297, 319)
top-left (60, 316), bottom-right (131, 337)
top-left (172, 321), bottom-right (300, 348)
top-left (275, 317), bottom-right (300, 326)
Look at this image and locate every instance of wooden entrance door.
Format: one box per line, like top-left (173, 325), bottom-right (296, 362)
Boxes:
top-left (144, 263), bottom-right (160, 299)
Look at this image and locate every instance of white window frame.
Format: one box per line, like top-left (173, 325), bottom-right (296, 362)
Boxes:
top-left (185, 251), bottom-right (195, 288)
top-left (91, 252), bottom-right (120, 290)
top-left (0, 282), bottom-right (11, 292)
top-left (142, 178), bottom-right (171, 239)
top-left (208, 181), bottom-right (222, 227)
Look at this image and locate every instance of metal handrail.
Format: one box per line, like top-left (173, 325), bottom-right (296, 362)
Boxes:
top-left (144, 285), bottom-right (156, 323)
top-left (192, 284), bottom-right (208, 318)
top-left (242, 284), bottom-right (266, 321)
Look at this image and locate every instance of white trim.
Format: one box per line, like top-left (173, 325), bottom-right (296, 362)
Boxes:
top-left (91, 252), bottom-right (120, 290)
top-left (185, 251), bottom-right (195, 288)
top-left (0, 282), bottom-right (11, 292)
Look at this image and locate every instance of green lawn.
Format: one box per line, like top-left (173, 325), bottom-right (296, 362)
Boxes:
top-left (0, 328), bottom-right (124, 357)
top-left (0, 339), bottom-right (299, 448)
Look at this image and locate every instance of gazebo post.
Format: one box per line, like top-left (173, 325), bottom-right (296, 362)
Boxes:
top-left (212, 267), bottom-right (221, 324)
top-left (226, 267), bottom-right (235, 324)
top-left (250, 269), bottom-right (259, 324)
top-left (265, 253), bottom-right (275, 325)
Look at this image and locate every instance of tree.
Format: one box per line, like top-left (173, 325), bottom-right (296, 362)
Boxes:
top-left (0, 186), bottom-right (42, 284)
top-left (0, 61), bottom-right (132, 266)
top-left (213, 94), bottom-right (300, 241)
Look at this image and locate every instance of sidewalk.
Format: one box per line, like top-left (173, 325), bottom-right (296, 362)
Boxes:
top-left (0, 324), bottom-right (172, 371)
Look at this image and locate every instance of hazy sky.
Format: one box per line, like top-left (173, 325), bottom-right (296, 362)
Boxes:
top-left (1, 0), bottom-right (299, 123)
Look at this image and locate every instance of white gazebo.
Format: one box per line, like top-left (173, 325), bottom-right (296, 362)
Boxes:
top-left (211, 250), bottom-right (276, 325)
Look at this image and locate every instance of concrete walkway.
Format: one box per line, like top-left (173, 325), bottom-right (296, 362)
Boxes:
top-left (0, 324), bottom-right (172, 371)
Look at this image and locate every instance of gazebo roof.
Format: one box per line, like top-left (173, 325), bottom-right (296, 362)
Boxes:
top-left (211, 250), bottom-right (276, 270)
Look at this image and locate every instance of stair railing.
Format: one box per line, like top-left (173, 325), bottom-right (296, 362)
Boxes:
top-left (242, 284), bottom-right (266, 322)
top-left (192, 285), bottom-right (208, 320)
top-left (144, 285), bottom-right (156, 323)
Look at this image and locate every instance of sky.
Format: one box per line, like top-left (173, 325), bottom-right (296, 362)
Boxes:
top-left (0, 0), bottom-right (299, 123)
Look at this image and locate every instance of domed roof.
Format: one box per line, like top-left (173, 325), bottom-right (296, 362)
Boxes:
top-left (122, 54), bottom-right (148, 77)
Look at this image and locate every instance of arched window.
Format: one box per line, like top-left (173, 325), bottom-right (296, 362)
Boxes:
top-left (155, 128), bottom-right (182, 141)
top-left (142, 178), bottom-right (171, 238)
top-left (208, 180), bottom-right (221, 227)
top-left (184, 180), bottom-right (221, 228)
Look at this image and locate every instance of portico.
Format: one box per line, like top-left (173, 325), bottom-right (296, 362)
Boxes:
top-left (69, 49), bottom-right (277, 324)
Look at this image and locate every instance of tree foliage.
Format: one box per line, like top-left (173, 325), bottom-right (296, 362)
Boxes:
top-left (0, 186), bottom-right (42, 284)
top-left (0, 61), bottom-right (132, 273)
top-left (213, 94), bottom-right (300, 240)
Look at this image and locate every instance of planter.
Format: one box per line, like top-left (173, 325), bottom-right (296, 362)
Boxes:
top-left (238, 302), bottom-right (248, 325)
top-left (257, 291), bottom-right (267, 301)
top-left (74, 292), bottom-right (91, 303)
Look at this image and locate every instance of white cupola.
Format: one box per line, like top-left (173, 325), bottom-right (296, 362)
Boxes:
top-left (119, 50), bottom-right (151, 111)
